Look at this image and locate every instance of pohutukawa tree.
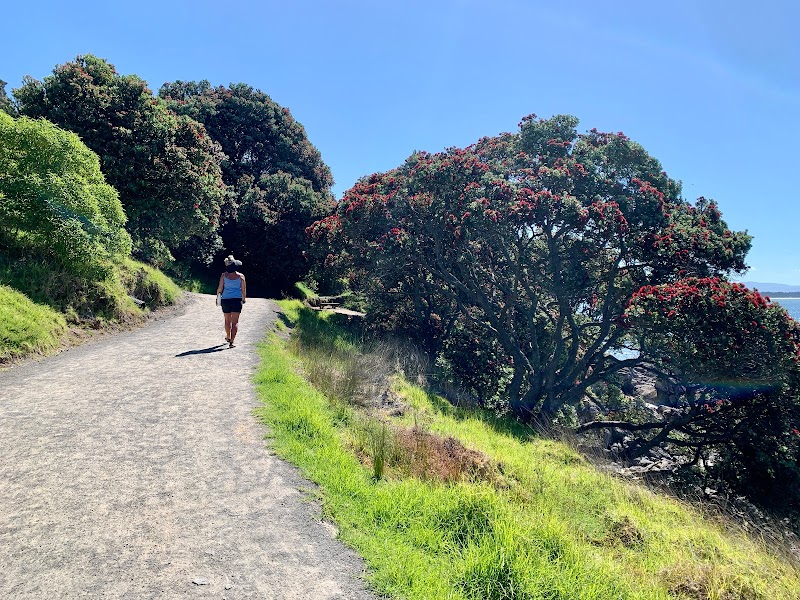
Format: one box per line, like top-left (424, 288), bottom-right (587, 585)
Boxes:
top-left (310, 114), bottom-right (752, 422)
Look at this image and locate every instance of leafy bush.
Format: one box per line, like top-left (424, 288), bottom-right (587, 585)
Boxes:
top-left (0, 112), bottom-right (131, 277)
top-left (13, 55), bottom-right (226, 265)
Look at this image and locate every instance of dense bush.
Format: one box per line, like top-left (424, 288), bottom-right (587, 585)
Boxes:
top-left (0, 112), bottom-right (131, 277)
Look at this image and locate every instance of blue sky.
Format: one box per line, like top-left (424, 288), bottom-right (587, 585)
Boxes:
top-left (3, 0), bottom-right (798, 284)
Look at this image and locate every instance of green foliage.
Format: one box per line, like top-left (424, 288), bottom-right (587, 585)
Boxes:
top-left (0, 80), bottom-right (15, 116)
top-left (13, 55), bottom-right (226, 264)
top-left (170, 272), bottom-right (217, 294)
top-left (226, 171), bottom-right (332, 294)
top-left (12, 59), bottom-right (334, 288)
top-left (160, 81), bottom-right (332, 192)
top-left (160, 81), bottom-right (334, 295)
top-left (253, 301), bottom-right (800, 599)
top-left (0, 111), bottom-right (177, 333)
top-left (0, 285), bottom-right (67, 362)
top-left (0, 112), bottom-right (131, 278)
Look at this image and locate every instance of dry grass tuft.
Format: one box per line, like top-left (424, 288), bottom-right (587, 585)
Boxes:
top-left (660, 562), bottom-right (761, 600)
top-left (349, 419), bottom-right (500, 485)
top-left (393, 426), bottom-right (498, 484)
top-left (604, 515), bottom-right (644, 549)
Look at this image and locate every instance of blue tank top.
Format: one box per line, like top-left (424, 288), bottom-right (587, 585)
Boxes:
top-left (221, 275), bottom-right (242, 299)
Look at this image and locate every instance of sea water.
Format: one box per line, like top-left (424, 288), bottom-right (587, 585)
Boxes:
top-left (772, 298), bottom-right (800, 321)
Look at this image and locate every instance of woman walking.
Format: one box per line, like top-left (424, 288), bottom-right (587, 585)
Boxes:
top-left (217, 255), bottom-right (246, 348)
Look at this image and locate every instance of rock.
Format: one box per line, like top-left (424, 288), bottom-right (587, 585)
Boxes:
top-left (655, 378), bottom-right (687, 406)
top-left (622, 465), bottom-right (649, 476)
top-left (620, 367), bottom-right (658, 401)
top-left (192, 578), bottom-right (210, 585)
top-left (578, 398), bottom-right (602, 421)
top-left (603, 427), bottom-right (628, 447)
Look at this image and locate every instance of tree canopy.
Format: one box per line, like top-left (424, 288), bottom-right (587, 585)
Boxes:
top-left (9, 59), bottom-right (333, 291)
top-left (13, 55), bottom-right (227, 265)
top-left (159, 81), bottom-right (333, 294)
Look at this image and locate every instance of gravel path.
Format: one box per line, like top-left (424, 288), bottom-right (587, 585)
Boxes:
top-left (0, 293), bottom-right (378, 599)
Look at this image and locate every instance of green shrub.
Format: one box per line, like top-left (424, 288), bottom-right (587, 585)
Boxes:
top-left (0, 112), bottom-right (131, 278)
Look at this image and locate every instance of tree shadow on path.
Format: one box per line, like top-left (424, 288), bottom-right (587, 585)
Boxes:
top-left (175, 344), bottom-right (228, 357)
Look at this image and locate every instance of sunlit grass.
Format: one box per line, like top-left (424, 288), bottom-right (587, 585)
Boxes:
top-left (119, 258), bottom-right (182, 307)
top-left (294, 281), bottom-right (318, 302)
top-left (0, 285), bottom-right (67, 362)
top-left (253, 300), bottom-right (800, 599)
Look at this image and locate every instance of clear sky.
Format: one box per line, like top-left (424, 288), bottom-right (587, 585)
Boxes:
top-left (3, 0), bottom-right (798, 284)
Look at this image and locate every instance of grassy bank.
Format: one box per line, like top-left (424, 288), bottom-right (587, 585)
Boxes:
top-left (0, 249), bottom-right (182, 363)
top-left (0, 285), bottom-right (68, 362)
top-left (254, 300), bottom-right (800, 600)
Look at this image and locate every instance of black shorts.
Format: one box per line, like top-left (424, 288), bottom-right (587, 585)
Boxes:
top-left (221, 298), bottom-right (243, 313)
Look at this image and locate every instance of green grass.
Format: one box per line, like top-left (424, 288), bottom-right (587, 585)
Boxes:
top-left (294, 281), bottom-right (318, 302)
top-left (0, 285), bottom-right (67, 362)
top-left (118, 258), bottom-right (182, 308)
top-left (253, 300), bottom-right (800, 600)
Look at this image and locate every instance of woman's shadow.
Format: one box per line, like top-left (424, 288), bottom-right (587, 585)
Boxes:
top-left (175, 344), bottom-right (229, 357)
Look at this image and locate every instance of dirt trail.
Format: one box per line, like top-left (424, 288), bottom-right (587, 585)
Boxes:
top-left (0, 293), bottom-right (378, 599)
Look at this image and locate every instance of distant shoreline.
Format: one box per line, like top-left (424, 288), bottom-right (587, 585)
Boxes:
top-left (738, 283), bottom-right (800, 296)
